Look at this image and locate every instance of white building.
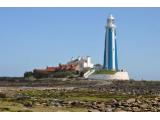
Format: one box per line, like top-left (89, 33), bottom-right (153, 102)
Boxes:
top-left (67, 56), bottom-right (94, 71)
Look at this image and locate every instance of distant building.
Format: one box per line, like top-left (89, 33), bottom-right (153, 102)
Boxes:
top-left (32, 56), bottom-right (94, 77)
top-left (34, 63), bottom-right (79, 73)
top-left (67, 56), bottom-right (94, 71)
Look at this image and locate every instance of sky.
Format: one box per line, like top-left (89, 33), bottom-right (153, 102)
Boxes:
top-left (0, 7), bottom-right (160, 80)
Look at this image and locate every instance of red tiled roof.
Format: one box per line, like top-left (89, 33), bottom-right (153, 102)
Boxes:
top-left (33, 63), bottom-right (79, 73)
top-left (46, 67), bottom-right (56, 72)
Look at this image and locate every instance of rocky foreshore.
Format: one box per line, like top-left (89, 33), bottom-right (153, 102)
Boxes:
top-left (87, 97), bottom-right (160, 112)
top-left (0, 78), bottom-right (160, 112)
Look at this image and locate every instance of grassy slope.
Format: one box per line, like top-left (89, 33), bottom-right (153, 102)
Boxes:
top-left (94, 70), bottom-right (116, 74)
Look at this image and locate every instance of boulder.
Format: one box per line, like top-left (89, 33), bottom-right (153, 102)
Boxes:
top-left (132, 107), bottom-right (140, 112)
top-left (105, 105), bottom-right (113, 112)
top-left (140, 103), bottom-right (149, 109)
top-left (126, 98), bottom-right (136, 103)
top-left (88, 109), bottom-right (100, 112)
top-left (114, 108), bottom-right (126, 112)
top-left (111, 99), bottom-right (119, 107)
top-left (0, 92), bottom-right (6, 98)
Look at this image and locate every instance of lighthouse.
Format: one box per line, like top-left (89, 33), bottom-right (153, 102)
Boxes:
top-left (103, 14), bottom-right (118, 71)
top-left (87, 14), bottom-right (129, 80)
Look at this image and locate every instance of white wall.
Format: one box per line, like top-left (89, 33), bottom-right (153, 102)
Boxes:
top-left (87, 71), bottom-right (130, 80)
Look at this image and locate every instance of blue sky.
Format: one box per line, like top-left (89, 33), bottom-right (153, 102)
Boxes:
top-left (0, 8), bottom-right (160, 80)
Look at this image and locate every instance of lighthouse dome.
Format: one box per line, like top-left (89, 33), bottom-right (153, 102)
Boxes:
top-left (106, 14), bottom-right (116, 28)
top-left (108, 14), bottom-right (114, 20)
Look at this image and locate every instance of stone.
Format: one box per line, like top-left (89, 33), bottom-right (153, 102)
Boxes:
top-left (35, 103), bottom-right (41, 106)
top-left (23, 101), bottom-right (33, 107)
top-left (121, 102), bottom-right (129, 107)
top-left (91, 105), bottom-right (98, 109)
top-left (118, 101), bottom-right (122, 106)
top-left (97, 103), bottom-right (106, 112)
top-left (0, 92), bottom-right (6, 98)
top-left (114, 108), bottom-right (126, 112)
top-left (152, 102), bottom-right (159, 107)
top-left (97, 102), bottom-right (105, 108)
top-left (118, 106), bottom-right (125, 109)
top-left (70, 100), bottom-right (82, 107)
top-left (151, 107), bottom-right (158, 112)
top-left (136, 99), bottom-right (142, 104)
top-left (132, 107), bottom-right (140, 112)
top-left (157, 107), bottom-right (160, 112)
top-left (53, 99), bottom-right (64, 104)
top-left (111, 99), bottom-right (119, 107)
top-left (123, 107), bottom-right (132, 111)
top-left (92, 101), bottom-right (97, 106)
top-left (112, 99), bottom-right (118, 103)
top-left (105, 105), bottom-right (113, 112)
top-left (154, 97), bottom-right (160, 101)
top-left (53, 102), bottom-right (62, 107)
top-left (88, 109), bottom-right (100, 112)
top-left (140, 103), bottom-right (149, 109)
top-left (126, 98), bottom-right (136, 103)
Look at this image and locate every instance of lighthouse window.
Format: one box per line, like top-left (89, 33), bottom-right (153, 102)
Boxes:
top-left (112, 19), bottom-right (115, 24)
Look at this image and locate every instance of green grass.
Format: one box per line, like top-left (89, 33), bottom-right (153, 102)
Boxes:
top-left (94, 69), bottom-right (116, 74)
top-left (0, 100), bottom-right (30, 112)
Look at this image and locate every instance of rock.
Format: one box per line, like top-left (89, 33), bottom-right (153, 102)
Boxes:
top-left (154, 97), bottom-right (160, 101)
top-left (88, 109), bottom-right (100, 112)
top-left (35, 103), bottom-right (41, 106)
top-left (126, 98), bottom-right (136, 103)
top-left (97, 103), bottom-right (106, 112)
top-left (91, 105), bottom-right (98, 109)
top-left (53, 99), bottom-right (64, 104)
top-left (118, 106), bottom-right (125, 109)
top-left (97, 102), bottom-right (105, 109)
top-left (140, 103), bottom-right (148, 109)
top-left (112, 99), bottom-right (118, 103)
top-left (92, 101), bottom-right (97, 106)
top-left (121, 102), bottom-right (129, 107)
top-left (70, 100), bottom-right (81, 106)
top-left (53, 102), bottom-right (62, 107)
top-left (151, 100), bottom-right (159, 107)
top-left (23, 101), bottom-right (33, 107)
top-left (111, 99), bottom-right (119, 107)
top-left (42, 103), bottom-right (47, 106)
top-left (118, 101), bottom-right (122, 106)
top-left (136, 99), bottom-right (142, 104)
top-left (15, 94), bottom-right (31, 101)
top-left (114, 108), bottom-right (126, 112)
top-left (144, 99), bottom-right (150, 103)
top-left (157, 107), bottom-right (160, 112)
top-left (151, 107), bottom-right (158, 112)
top-left (0, 92), bottom-right (6, 98)
top-left (132, 107), bottom-right (140, 112)
top-left (67, 101), bottom-right (73, 105)
top-left (123, 107), bottom-right (132, 111)
top-left (105, 105), bottom-right (113, 112)
top-left (130, 102), bottom-right (139, 107)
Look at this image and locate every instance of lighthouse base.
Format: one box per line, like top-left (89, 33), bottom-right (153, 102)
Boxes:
top-left (87, 71), bottom-right (129, 80)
